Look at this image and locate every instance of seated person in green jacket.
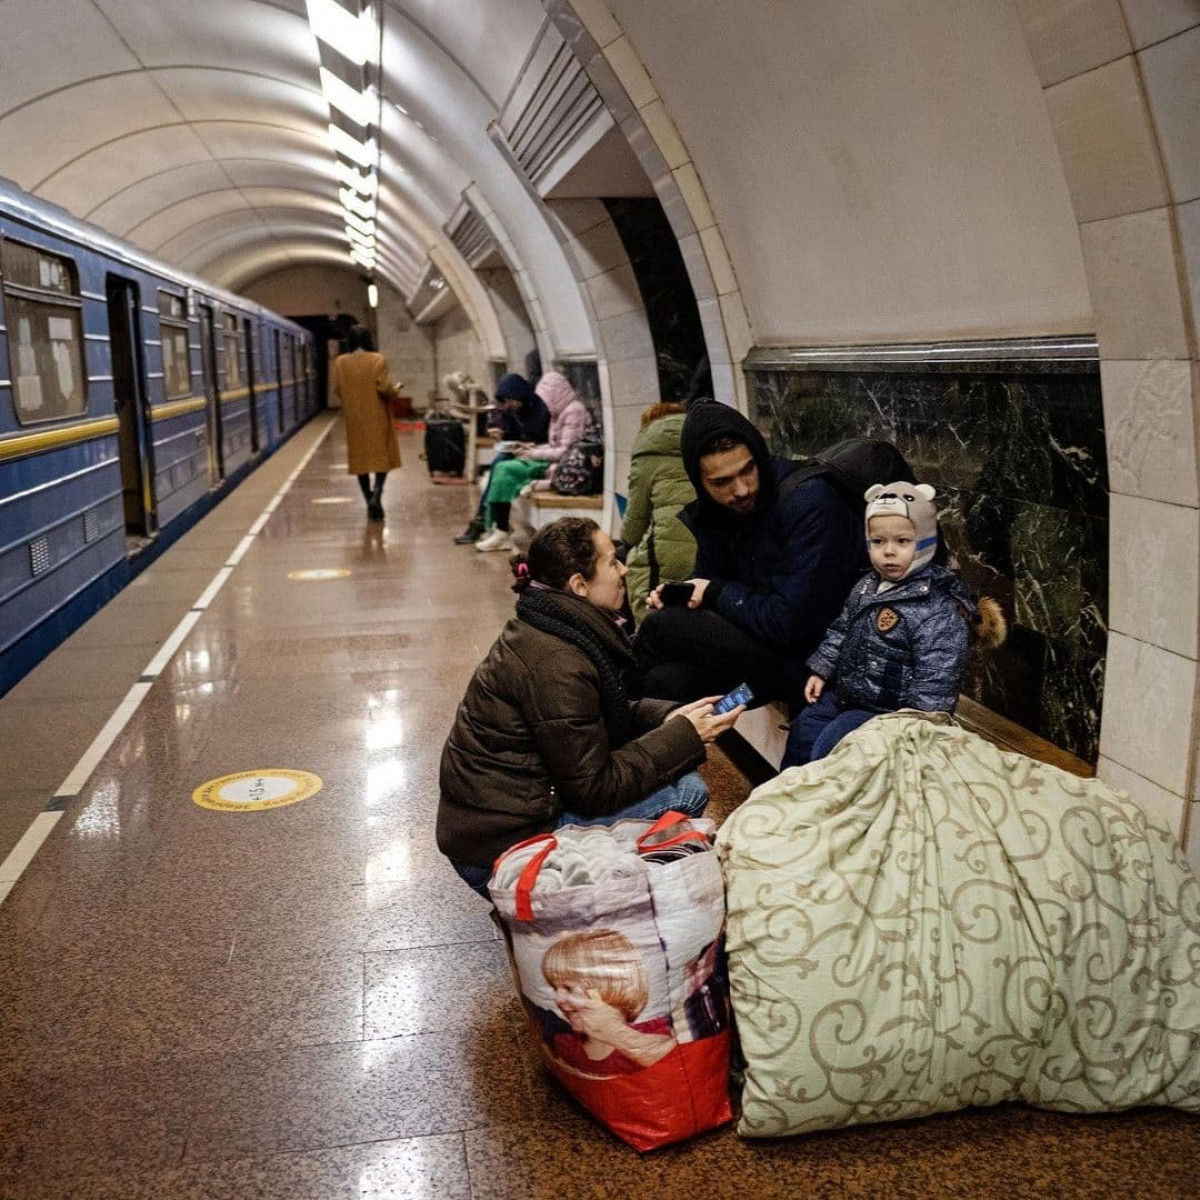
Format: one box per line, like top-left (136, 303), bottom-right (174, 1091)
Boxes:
top-left (437, 517), bottom-right (744, 896)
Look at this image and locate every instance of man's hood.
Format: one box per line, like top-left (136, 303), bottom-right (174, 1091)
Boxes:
top-left (494, 372), bottom-right (534, 405)
top-left (679, 400), bottom-right (777, 519)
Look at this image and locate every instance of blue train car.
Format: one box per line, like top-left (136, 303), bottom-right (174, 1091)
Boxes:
top-left (0, 179), bottom-right (317, 696)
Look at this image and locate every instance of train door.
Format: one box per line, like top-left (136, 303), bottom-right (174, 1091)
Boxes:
top-left (289, 336), bottom-right (300, 424)
top-left (199, 303), bottom-right (223, 481)
top-left (243, 317), bottom-right (259, 452)
top-left (104, 274), bottom-right (156, 543)
top-left (273, 327), bottom-right (285, 434)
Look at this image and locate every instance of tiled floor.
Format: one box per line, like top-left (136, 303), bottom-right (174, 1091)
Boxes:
top-left (0, 416), bottom-right (1196, 1198)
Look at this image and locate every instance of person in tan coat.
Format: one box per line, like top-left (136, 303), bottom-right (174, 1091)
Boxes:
top-left (331, 325), bottom-right (401, 520)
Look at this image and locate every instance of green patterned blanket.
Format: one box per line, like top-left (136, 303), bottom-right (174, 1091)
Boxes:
top-left (716, 712), bottom-right (1200, 1137)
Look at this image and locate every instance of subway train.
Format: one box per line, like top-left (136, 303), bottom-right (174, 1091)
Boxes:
top-left (0, 178), bottom-right (318, 697)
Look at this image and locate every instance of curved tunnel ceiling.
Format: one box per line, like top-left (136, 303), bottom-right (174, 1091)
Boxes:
top-left (0, 0), bottom-right (591, 342)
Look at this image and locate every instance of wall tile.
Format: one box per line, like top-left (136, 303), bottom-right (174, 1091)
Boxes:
top-left (718, 291), bottom-right (753, 363)
top-left (583, 50), bottom-right (634, 125)
top-left (653, 173), bottom-right (698, 240)
top-left (1098, 630), bottom-right (1196, 795)
top-left (637, 100), bottom-right (690, 171)
top-left (699, 225), bottom-right (737, 296)
top-left (1108, 493), bottom-right (1198, 657)
top-left (1015, 0), bottom-right (1132, 87)
top-left (672, 162), bottom-right (715, 232)
top-left (1179, 196), bottom-right (1200, 348)
top-left (605, 36), bottom-right (658, 110)
top-left (695, 297), bottom-right (729, 364)
top-left (598, 308), bottom-right (656, 364)
top-left (1079, 206), bottom-right (1190, 358)
top-left (1140, 26), bottom-right (1200, 203)
top-left (573, 220), bottom-right (629, 280)
top-left (565, 0), bottom-right (623, 49)
top-left (1101, 358), bottom-right (1198, 505)
top-left (1120, 0), bottom-right (1200, 48)
top-left (677, 233), bottom-right (716, 301)
top-left (548, 198), bottom-right (608, 239)
top-left (709, 361), bottom-right (736, 407)
top-left (1044, 55), bottom-right (1169, 223)
top-left (620, 113), bottom-right (671, 189)
top-left (1097, 753), bottom-right (1188, 835)
top-left (586, 262), bottom-right (643, 321)
top-left (605, 355), bottom-right (661, 411)
top-left (612, 400), bottom-right (646, 463)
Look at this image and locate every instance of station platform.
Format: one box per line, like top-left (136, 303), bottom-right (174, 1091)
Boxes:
top-left (1, 415), bottom-right (1196, 1198)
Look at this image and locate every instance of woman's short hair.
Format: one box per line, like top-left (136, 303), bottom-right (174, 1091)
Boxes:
top-left (542, 929), bottom-right (649, 1022)
top-left (346, 324), bottom-right (375, 353)
top-left (511, 516), bottom-right (600, 593)
top-left (640, 401), bottom-right (686, 428)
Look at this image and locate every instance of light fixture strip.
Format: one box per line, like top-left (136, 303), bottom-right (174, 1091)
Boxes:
top-left (344, 210), bottom-right (376, 238)
top-left (306, 0), bottom-right (375, 67)
top-left (339, 187), bottom-right (376, 220)
top-left (319, 67), bottom-right (375, 128)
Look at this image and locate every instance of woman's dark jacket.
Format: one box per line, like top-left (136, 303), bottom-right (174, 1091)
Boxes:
top-left (437, 590), bottom-right (704, 868)
top-left (807, 563), bottom-right (977, 712)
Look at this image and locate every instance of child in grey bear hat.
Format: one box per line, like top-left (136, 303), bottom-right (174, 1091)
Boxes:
top-left (781, 482), bottom-right (1004, 768)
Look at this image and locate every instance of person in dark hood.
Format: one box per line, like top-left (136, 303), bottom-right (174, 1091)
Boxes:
top-left (454, 373), bottom-right (550, 544)
top-left (633, 399), bottom-right (913, 711)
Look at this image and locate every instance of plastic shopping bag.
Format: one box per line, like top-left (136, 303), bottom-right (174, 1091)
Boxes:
top-left (489, 811), bottom-right (732, 1151)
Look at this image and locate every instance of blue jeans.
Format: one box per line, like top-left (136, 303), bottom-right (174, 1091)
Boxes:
top-left (783, 691), bottom-right (876, 768)
top-left (450, 770), bottom-right (709, 897)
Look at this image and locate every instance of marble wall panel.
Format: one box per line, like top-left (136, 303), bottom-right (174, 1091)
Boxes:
top-left (555, 359), bottom-right (601, 424)
top-left (750, 348), bottom-right (1107, 761)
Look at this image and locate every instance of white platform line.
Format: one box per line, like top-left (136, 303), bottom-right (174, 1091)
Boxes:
top-left (54, 681), bottom-right (154, 798)
top-left (193, 567), bottom-right (233, 611)
top-left (142, 610), bottom-right (203, 678)
top-left (0, 813), bottom-right (64, 883)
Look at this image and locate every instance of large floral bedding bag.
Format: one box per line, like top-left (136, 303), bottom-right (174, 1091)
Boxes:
top-left (716, 712), bottom-right (1200, 1137)
top-left (489, 812), bottom-right (733, 1151)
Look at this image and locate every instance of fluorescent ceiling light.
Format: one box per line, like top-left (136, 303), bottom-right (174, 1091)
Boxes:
top-left (343, 209), bottom-right (376, 238)
top-left (335, 161), bottom-right (377, 196)
top-left (329, 124), bottom-right (377, 169)
top-left (320, 68), bottom-right (375, 128)
top-left (367, 283), bottom-right (379, 308)
top-left (339, 187), bottom-right (376, 220)
top-left (345, 225), bottom-right (377, 249)
top-left (350, 248), bottom-right (377, 269)
top-left (306, 0), bottom-right (376, 67)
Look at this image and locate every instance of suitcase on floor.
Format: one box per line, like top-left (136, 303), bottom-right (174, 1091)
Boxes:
top-left (424, 417), bottom-right (465, 475)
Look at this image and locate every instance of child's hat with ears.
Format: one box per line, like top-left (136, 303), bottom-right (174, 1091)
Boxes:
top-left (864, 481), bottom-right (939, 576)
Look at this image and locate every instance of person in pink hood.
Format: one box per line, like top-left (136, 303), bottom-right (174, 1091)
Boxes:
top-left (476, 372), bottom-right (590, 552)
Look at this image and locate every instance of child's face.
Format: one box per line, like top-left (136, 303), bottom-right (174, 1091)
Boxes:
top-left (868, 514), bottom-right (917, 581)
top-left (554, 980), bottom-right (599, 1029)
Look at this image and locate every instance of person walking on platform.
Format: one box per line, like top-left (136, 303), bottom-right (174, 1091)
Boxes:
top-left (332, 324), bottom-right (402, 521)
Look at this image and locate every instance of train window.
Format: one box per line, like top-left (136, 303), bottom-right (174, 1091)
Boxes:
top-left (157, 291), bottom-right (191, 399)
top-left (2, 240), bottom-right (87, 423)
top-left (222, 313), bottom-right (243, 390)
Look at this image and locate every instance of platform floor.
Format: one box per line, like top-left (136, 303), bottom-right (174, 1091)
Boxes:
top-left (0, 415), bottom-right (1196, 1198)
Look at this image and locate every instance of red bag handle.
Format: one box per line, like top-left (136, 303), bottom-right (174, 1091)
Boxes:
top-left (493, 833), bottom-right (558, 922)
top-left (635, 810), bottom-right (710, 854)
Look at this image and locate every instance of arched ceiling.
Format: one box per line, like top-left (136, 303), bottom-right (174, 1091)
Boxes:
top-left (0, 0), bottom-right (592, 352)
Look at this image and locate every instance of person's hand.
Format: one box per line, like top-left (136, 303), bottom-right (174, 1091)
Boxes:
top-left (687, 578), bottom-right (709, 609)
top-left (573, 991), bottom-right (630, 1042)
top-left (804, 674), bottom-right (825, 704)
top-left (487, 427), bottom-right (502, 441)
top-left (646, 583), bottom-right (665, 611)
top-left (516, 443), bottom-right (535, 459)
top-left (668, 696), bottom-right (743, 743)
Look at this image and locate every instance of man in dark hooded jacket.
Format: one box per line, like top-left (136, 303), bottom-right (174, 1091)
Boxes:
top-left (633, 401), bottom-right (911, 709)
top-left (454, 373), bottom-right (549, 544)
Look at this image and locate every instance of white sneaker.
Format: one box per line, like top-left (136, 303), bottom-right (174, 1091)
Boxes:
top-left (474, 528), bottom-right (513, 552)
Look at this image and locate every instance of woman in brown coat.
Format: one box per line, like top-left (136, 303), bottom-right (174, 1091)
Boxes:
top-left (331, 324), bottom-right (401, 520)
top-left (437, 516), bottom-right (746, 895)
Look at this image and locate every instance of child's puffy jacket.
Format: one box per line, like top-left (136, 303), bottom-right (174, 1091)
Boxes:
top-left (807, 563), bottom-right (977, 713)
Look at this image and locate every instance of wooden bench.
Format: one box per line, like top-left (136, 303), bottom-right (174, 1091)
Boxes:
top-left (510, 491), bottom-right (604, 551)
top-left (732, 694), bottom-right (1092, 780)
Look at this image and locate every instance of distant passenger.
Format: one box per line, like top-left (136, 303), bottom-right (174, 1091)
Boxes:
top-left (619, 402), bottom-right (697, 624)
top-left (331, 324), bottom-right (401, 521)
top-left (437, 516), bottom-right (744, 896)
top-left (454, 373), bottom-right (549, 545)
top-left (633, 402), bottom-right (912, 712)
top-left (474, 372), bottom-right (588, 553)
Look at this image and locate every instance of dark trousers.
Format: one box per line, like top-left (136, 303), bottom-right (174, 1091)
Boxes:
top-left (782, 691), bottom-right (876, 768)
top-left (632, 605), bottom-right (788, 704)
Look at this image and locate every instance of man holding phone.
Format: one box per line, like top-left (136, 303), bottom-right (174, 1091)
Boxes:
top-left (634, 401), bottom-right (912, 714)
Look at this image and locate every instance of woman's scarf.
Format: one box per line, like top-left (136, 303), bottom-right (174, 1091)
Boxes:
top-left (516, 588), bottom-right (633, 746)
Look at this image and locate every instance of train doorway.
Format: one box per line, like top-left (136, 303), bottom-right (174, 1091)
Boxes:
top-left (199, 303), bottom-right (223, 482)
top-left (273, 328), bottom-right (285, 435)
top-left (244, 317), bottom-right (259, 453)
top-left (104, 274), bottom-right (156, 546)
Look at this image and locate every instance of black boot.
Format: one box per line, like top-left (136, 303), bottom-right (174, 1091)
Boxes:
top-left (454, 517), bottom-right (485, 545)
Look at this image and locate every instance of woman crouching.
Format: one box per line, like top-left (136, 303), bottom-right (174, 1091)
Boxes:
top-left (438, 516), bottom-right (744, 895)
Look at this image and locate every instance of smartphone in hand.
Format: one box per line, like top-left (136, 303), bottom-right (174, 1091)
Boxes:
top-left (659, 581), bottom-right (695, 607)
top-left (713, 682), bottom-right (754, 714)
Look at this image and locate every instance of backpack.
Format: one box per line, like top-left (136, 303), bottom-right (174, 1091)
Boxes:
top-left (779, 437), bottom-right (915, 512)
top-left (553, 422), bottom-right (604, 495)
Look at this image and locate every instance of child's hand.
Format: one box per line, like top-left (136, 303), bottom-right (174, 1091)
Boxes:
top-left (804, 675), bottom-right (825, 704)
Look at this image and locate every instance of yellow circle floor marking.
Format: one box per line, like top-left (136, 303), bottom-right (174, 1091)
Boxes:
top-left (287, 567), bottom-right (351, 580)
top-left (193, 769), bottom-right (323, 812)
top-left (312, 496), bottom-right (353, 504)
